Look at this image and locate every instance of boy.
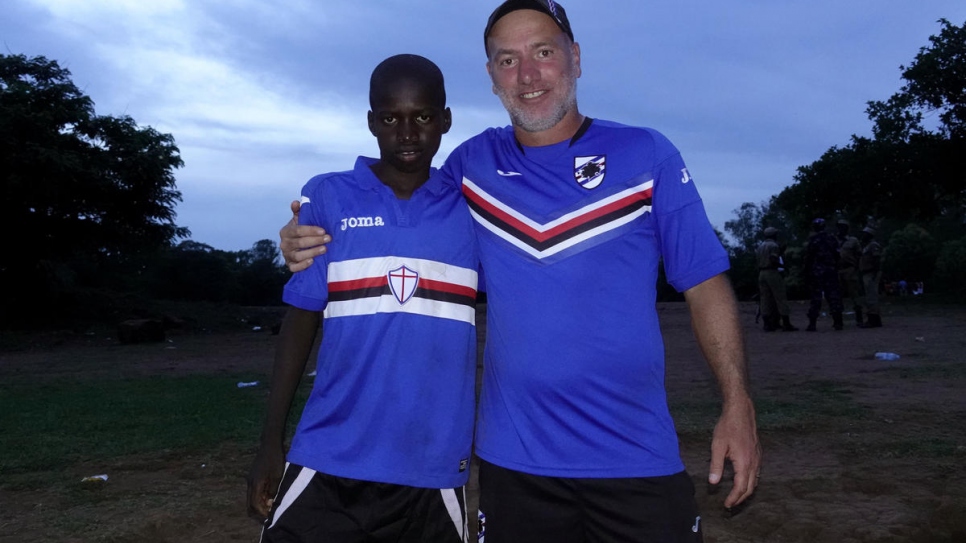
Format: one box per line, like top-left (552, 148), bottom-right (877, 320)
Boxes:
top-left (247, 54), bottom-right (478, 543)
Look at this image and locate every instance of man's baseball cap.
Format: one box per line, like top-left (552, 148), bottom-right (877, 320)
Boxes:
top-left (484, 0), bottom-right (574, 51)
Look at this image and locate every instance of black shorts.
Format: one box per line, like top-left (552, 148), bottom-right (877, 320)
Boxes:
top-left (477, 460), bottom-right (702, 543)
top-left (260, 463), bottom-right (467, 543)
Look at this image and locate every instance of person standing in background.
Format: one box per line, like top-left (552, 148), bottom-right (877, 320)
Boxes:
top-left (836, 219), bottom-right (864, 327)
top-left (757, 226), bottom-right (798, 332)
top-left (859, 226), bottom-right (884, 328)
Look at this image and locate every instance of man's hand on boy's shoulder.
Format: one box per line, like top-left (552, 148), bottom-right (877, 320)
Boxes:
top-left (280, 200), bottom-right (331, 273)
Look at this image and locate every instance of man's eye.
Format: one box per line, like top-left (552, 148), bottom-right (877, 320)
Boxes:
top-left (500, 58), bottom-right (514, 67)
top-left (382, 116), bottom-right (396, 124)
top-left (538, 49), bottom-right (553, 58)
top-left (416, 115), bottom-right (432, 124)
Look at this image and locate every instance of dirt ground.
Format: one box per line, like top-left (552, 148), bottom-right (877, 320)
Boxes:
top-left (1, 299), bottom-right (964, 542)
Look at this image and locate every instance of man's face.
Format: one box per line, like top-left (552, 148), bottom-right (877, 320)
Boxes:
top-left (367, 78), bottom-right (451, 174)
top-left (485, 9), bottom-right (581, 134)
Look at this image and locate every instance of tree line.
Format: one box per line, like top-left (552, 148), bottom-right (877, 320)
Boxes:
top-left (3, 19), bottom-right (964, 328)
top-left (719, 19), bottom-right (966, 301)
top-left (0, 54), bottom-right (287, 328)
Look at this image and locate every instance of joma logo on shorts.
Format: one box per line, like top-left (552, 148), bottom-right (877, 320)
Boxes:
top-left (341, 216), bottom-right (385, 230)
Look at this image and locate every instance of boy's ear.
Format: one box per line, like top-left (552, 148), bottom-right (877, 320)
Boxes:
top-left (367, 111), bottom-right (377, 136)
top-left (442, 107), bottom-right (452, 134)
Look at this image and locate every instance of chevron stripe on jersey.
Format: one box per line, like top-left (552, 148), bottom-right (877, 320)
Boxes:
top-left (461, 177), bottom-right (653, 260)
top-left (323, 256), bottom-right (477, 325)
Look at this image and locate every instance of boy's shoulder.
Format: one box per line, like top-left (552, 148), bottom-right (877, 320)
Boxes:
top-left (301, 156), bottom-right (381, 196)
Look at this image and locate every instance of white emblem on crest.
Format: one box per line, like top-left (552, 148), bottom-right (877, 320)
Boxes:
top-left (388, 265), bottom-right (419, 305)
top-left (574, 155), bottom-right (606, 190)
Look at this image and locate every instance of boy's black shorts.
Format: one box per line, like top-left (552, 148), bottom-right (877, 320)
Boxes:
top-left (260, 463), bottom-right (467, 543)
top-left (477, 460), bottom-right (703, 543)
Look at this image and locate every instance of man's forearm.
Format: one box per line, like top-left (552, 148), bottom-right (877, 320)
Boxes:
top-left (683, 273), bottom-right (750, 402)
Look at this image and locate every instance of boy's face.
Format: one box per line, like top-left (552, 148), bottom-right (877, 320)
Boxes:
top-left (367, 79), bottom-right (451, 175)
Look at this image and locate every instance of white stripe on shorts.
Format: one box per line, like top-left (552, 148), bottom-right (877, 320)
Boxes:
top-left (442, 487), bottom-right (468, 542)
top-left (268, 464), bottom-right (317, 530)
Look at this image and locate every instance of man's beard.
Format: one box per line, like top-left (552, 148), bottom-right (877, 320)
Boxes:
top-left (495, 63), bottom-right (578, 134)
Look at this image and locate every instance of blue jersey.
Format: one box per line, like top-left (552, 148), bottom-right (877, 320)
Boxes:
top-left (441, 119), bottom-right (729, 478)
top-left (284, 156), bottom-right (479, 489)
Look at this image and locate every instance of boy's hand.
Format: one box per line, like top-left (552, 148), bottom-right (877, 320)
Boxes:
top-left (246, 446), bottom-right (286, 522)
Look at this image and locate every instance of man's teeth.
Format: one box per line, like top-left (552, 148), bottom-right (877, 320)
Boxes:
top-left (521, 90), bottom-right (545, 99)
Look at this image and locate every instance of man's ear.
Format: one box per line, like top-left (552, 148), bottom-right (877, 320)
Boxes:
top-left (572, 42), bottom-right (582, 78)
top-left (442, 107), bottom-right (452, 134)
top-left (367, 111), bottom-right (376, 136)
top-left (486, 61), bottom-right (498, 95)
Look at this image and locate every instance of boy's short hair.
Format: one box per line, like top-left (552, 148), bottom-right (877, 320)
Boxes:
top-left (369, 54), bottom-right (446, 109)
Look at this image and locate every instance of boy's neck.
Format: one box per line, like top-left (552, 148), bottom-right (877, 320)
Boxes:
top-left (369, 162), bottom-right (430, 200)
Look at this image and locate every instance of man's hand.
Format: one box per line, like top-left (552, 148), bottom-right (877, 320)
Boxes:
top-left (246, 445), bottom-right (286, 522)
top-left (280, 200), bottom-right (331, 272)
top-left (709, 395), bottom-right (762, 509)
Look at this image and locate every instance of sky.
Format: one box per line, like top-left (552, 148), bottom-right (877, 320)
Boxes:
top-left (3, 1), bottom-right (965, 251)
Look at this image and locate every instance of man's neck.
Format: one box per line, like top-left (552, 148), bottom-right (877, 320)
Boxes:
top-left (513, 109), bottom-right (586, 148)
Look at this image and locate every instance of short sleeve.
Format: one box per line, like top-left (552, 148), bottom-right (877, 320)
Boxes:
top-left (282, 181), bottom-right (330, 311)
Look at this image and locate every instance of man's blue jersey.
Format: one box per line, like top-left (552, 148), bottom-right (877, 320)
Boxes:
top-left (284, 156), bottom-right (479, 489)
top-left (440, 119), bottom-right (729, 478)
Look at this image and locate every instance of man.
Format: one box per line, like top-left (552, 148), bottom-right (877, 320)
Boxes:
top-left (836, 219), bottom-right (864, 326)
top-left (248, 55), bottom-right (476, 543)
top-left (281, 2), bottom-right (761, 541)
top-left (859, 226), bottom-right (884, 328)
top-left (803, 218), bottom-right (844, 331)
top-left (757, 227), bottom-right (797, 332)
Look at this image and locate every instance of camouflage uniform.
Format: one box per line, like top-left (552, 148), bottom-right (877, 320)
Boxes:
top-left (859, 227), bottom-right (884, 327)
top-left (836, 221), bottom-right (864, 325)
top-left (756, 228), bottom-right (797, 331)
top-left (804, 221), bottom-right (844, 331)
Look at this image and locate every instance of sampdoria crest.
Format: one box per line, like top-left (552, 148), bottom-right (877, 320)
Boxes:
top-left (574, 155), bottom-right (606, 189)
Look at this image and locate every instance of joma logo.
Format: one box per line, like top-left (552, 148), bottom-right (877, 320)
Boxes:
top-left (341, 216), bottom-right (385, 231)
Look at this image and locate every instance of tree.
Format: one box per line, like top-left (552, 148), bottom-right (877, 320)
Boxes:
top-left (0, 54), bottom-right (188, 325)
top-left (883, 224), bottom-right (939, 283)
top-left (933, 236), bottom-right (966, 297)
top-left (775, 19), bottom-right (966, 242)
top-left (868, 19), bottom-right (966, 141)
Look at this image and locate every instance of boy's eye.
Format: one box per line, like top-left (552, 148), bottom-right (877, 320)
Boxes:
top-left (416, 114), bottom-right (432, 124)
top-left (382, 115), bottom-right (396, 125)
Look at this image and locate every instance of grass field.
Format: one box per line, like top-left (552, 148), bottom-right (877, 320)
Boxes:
top-left (1, 299), bottom-right (965, 542)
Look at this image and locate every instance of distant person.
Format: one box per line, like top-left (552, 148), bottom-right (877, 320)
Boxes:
top-left (898, 279), bottom-right (908, 296)
top-left (836, 219), bottom-right (864, 326)
top-left (277, 1), bottom-right (762, 541)
top-left (859, 226), bottom-right (884, 328)
top-left (247, 54), bottom-right (477, 543)
top-left (804, 218), bottom-right (844, 331)
top-left (757, 226), bottom-right (797, 331)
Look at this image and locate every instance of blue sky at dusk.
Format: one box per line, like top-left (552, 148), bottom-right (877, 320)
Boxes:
top-left (3, 1), bottom-right (964, 250)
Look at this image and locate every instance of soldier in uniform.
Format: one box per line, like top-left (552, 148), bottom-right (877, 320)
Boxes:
top-left (757, 227), bottom-right (798, 331)
top-left (836, 220), bottom-right (864, 326)
top-left (804, 218), bottom-right (844, 331)
top-left (859, 226), bottom-right (884, 328)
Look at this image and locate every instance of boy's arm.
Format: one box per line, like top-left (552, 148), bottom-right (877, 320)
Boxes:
top-left (247, 306), bottom-right (320, 522)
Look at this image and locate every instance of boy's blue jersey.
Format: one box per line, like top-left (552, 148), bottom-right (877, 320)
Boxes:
top-left (284, 156), bottom-right (479, 489)
top-left (441, 119), bottom-right (729, 478)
